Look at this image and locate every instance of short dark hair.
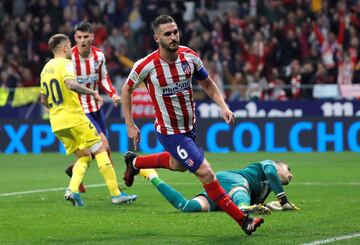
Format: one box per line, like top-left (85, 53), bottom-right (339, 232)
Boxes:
top-left (151, 15), bottom-right (175, 32)
top-left (48, 34), bottom-right (69, 52)
top-left (74, 21), bottom-right (93, 33)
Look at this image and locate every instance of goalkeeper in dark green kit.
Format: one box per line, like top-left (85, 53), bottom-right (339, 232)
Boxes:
top-left (139, 160), bottom-right (300, 214)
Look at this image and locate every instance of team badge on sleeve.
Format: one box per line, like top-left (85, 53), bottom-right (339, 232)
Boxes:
top-left (129, 70), bottom-right (139, 82)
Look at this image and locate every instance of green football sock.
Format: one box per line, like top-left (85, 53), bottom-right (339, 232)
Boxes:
top-left (151, 177), bottom-right (201, 212)
top-left (151, 177), bottom-right (163, 187)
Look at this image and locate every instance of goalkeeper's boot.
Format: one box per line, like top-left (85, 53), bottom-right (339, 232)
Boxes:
top-left (139, 169), bottom-right (158, 180)
top-left (240, 215), bottom-right (264, 235)
top-left (65, 165), bottom-right (86, 193)
top-left (112, 192), bottom-right (138, 204)
top-left (123, 151), bottom-right (140, 187)
top-left (64, 189), bottom-right (84, 206)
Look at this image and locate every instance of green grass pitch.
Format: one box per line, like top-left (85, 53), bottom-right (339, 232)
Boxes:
top-left (0, 152), bottom-right (359, 244)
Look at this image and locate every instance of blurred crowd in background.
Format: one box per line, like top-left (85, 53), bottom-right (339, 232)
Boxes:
top-left (0, 0), bottom-right (359, 101)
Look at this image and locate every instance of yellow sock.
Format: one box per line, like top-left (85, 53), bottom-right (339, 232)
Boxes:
top-left (69, 156), bottom-right (91, 193)
top-left (95, 151), bottom-right (121, 197)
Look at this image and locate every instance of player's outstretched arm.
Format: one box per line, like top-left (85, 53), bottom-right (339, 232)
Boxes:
top-left (65, 79), bottom-right (96, 95)
top-left (121, 83), bottom-right (140, 150)
top-left (198, 77), bottom-right (234, 124)
top-left (65, 78), bottom-right (103, 106)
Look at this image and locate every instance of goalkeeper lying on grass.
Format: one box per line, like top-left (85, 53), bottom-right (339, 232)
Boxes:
top-left (139, 160), bottom-right (300, 214)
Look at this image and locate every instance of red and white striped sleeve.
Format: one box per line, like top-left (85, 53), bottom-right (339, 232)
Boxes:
top-left (126, 52), bottom-right (156, 89)
top-left (97, 52), bottom-right (117, 98)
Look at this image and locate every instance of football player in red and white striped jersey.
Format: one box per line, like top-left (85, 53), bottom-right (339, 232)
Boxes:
top-left (121, 15), bottom-right (263, 234)
top-left (64, 22), bottom-right (135, 202)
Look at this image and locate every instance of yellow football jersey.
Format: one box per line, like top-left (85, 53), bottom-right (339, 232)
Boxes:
top-left (40, 57), bottom-right (89, 132)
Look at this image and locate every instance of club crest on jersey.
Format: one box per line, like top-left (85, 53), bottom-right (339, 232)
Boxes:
top-left (181, 62), bottom-right (191, 75)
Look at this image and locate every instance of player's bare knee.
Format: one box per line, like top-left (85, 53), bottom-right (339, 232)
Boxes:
top-left (195, 162), bottom-right (216, 183)
top-left (193, 196), bottom-right (211, 212)
top-left (102, 139), bottom-right (110, 152)
top-left (75, 149), bottom-right (92, 158)
top-left (89, 141), bottom-right (105, 154)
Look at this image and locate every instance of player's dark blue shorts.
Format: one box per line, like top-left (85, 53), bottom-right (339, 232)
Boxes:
top-left (156, 128), bottom-right (204, 173)
top-left (86, 109), bottom-right (106, 135)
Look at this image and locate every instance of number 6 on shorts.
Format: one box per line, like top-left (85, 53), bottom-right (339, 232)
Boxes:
top-left (177, 145), bottom-right (188, 159)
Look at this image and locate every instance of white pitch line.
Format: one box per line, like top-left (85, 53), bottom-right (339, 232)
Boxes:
top-left (300, 233), bottom-right (360, 245)
top-left (293, 182), bottom-right (360, 186)
top-left (0, 184), bottom-right (105, 197)
top-left (0, 182), bottom-right (359, 197)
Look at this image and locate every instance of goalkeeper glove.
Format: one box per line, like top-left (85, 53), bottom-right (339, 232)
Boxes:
top-left (281, 202), bottom-right (301, 211)
top-left (276, 193), bottom-right (300, 210)
top-left (239, 204), bottom-right (272, 215)
top-left (265, 201), bottom-right (282, 211)
top-left (266, 201), bottom-right (301, 211)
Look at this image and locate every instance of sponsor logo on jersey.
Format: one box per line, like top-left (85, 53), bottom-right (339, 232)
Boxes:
top-left (76, 74), bottom-right (98, 84)
top-left (162, 80), bottom-right (191, 96)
